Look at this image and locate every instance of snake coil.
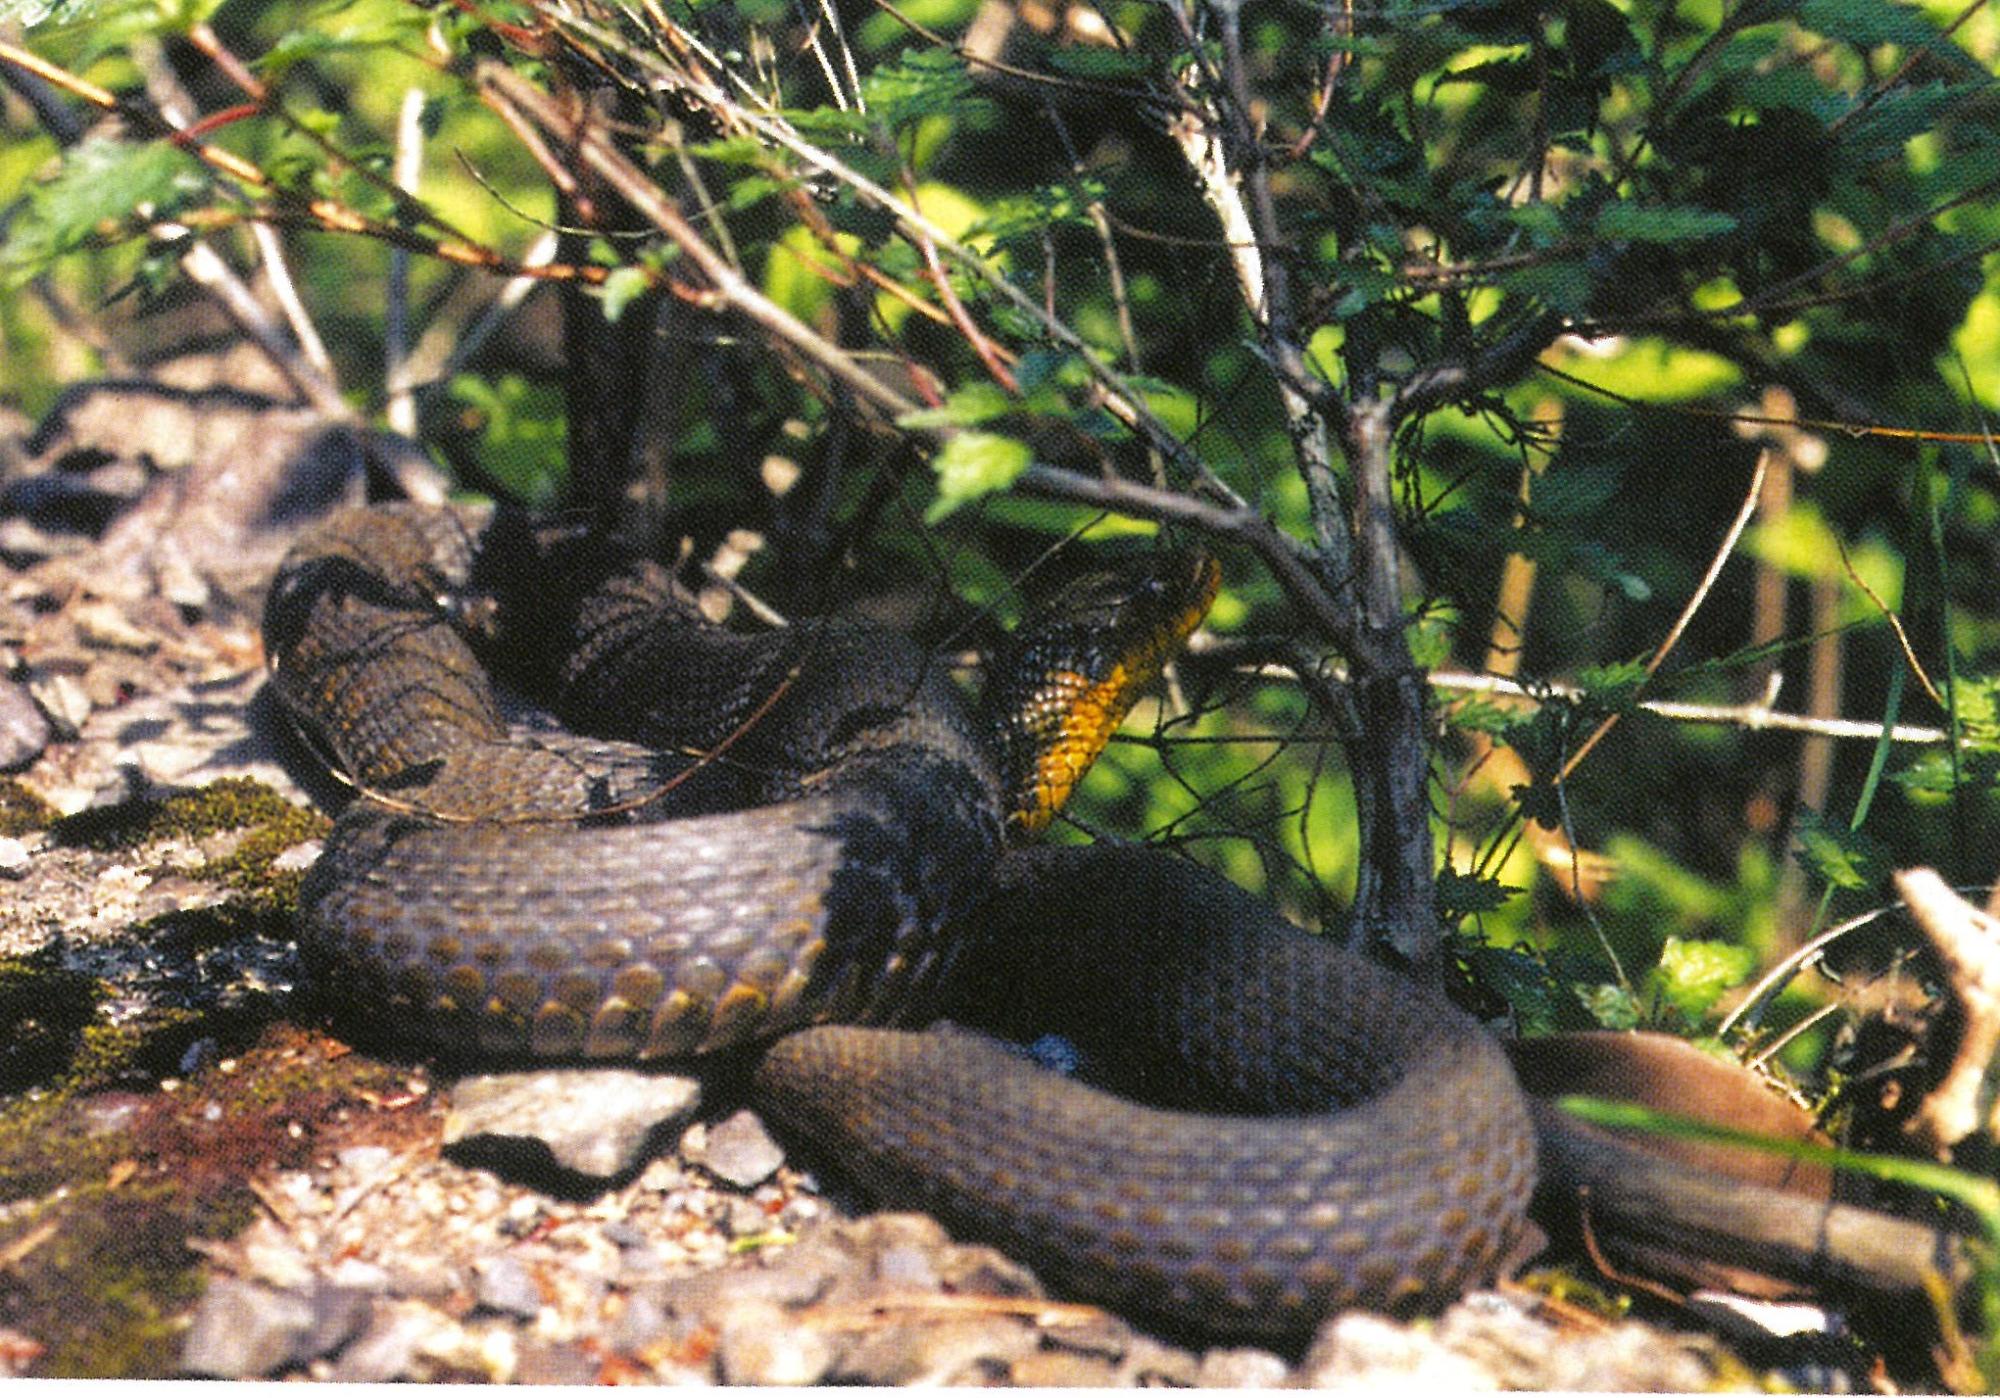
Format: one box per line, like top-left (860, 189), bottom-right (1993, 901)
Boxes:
top-left (263, 503), bottom-right (1538, 1341)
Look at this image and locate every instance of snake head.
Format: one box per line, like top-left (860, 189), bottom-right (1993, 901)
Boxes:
top-left (984, 549), bottom-right (1221, 838)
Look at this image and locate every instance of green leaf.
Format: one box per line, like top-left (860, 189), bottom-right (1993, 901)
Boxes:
top-left (1593, 202), bottom-right (1738, 243)
top-left (599, 267), bottom-right (652, 324)
top-left (924, 432), bottom-right (1031, 522)
top-left (1653, 936), bottom-right (1755, 1017)
top-left (1797, 0), bottom-right (1987, 77)
top-left (1436, 868), bottom-right (1519, 916)
top-left (1791, 806), bottom-right (1885, 891)
top-left (1575, 981), bottom-right (1641, 1031)
top-left (3, 137), bottom-right (207, 279)
top-left (897, 382), bottom-right (1015, 431)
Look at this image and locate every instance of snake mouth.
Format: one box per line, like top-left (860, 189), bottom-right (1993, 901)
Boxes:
top-left (986, 549), bottom-right (1221, 836)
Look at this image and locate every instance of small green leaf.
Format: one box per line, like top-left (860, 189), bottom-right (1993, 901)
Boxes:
top-left (925, 432), bottom-right (1031, 523)
top-left (897, 382), bottom-right (1014, 431)
top-left (1436, 868), bottom-right (1519, 916)
top-left (1593, 202), bottom-right (1738, 243)
top-left (1792, 807), bottom-right (1885, 891)
top-left (1653, 936), bottom-right (1755, 1017)
top-left (1576, 981), bottom-right (1641, 1031)
top-left (598, 267), bottom-right (652, 324)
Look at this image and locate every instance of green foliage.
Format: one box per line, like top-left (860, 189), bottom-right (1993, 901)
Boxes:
top-left (2, 137), bottom-right (207, 284)
top-left (924, 431), bottom-right (1032, 521)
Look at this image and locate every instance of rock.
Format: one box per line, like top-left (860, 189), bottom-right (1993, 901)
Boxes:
top-left (25, 671), bottom-right (89, 736)
top-left (714, 1297), bottom-right (836, 1385)
top-left (689, 1108), bottom-right (785, 1188)
top-left (609, 1291), bottom-right (672, 1354)
top-left (471, 1256), bottom-right (544, 1320)
top-left (179, 1278), bottom-right (314, 1377)
top-left (0, 838), bottom-right (29, 879)
top-left (515, 1339), bottom-right (600, 1385)
top-left (831, 1315), bottom-right (1039, 1386)
top-left (1297, 1311), bottom-right (1496, 1389)
top-left (0, 682), bottom-right (50, 771)
top-left (1010, 1347), bottom-right (1123, 1386)
top-left (441, 1069), bottom-right (701, 1183)
top-left (1196, 1345), bottom-right (1292, 1387)
top-left (330, 1304), bottom-right (433, 1384)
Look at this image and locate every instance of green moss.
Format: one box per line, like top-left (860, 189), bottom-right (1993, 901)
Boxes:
top-left (0, 779), bottom-right (56, 837)
top-left (0, 1022), bottom-right (430, 1377)
top-left (0, 949), bottom-right (102, 1092)
top-left (54, 776), bottom-right (317, 851)
top-left (49, 776), bottom-right (329, 911)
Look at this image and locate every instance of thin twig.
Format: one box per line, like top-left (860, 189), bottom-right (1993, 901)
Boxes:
top-left (1557, 447), bottom-right (1770, 781)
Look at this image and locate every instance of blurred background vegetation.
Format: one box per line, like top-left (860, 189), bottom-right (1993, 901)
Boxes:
top-left (4, 0), bottom-right (2000, 1138)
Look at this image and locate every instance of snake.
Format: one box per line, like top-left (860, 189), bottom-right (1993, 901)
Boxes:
top-left (261, 502), bottom-right (1538, 1343)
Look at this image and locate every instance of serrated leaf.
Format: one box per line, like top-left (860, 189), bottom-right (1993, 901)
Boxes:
top-left (1593, 202), bottom-right (1738, 243)
top-left (1576, 981), bottom-right (1641, 1031)
top-left (3, 137), bottom-right (207, 278)
top-left (1436, 868), bottom-right (1520, 916)
top-left (1792, 807), bottom-right (1885, 891)
top-left (1653, 936), bottom-right (1755, 1017)
top-left (924, 432), bottom-right (1031, 522)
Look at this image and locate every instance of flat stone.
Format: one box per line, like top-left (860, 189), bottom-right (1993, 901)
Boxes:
top-left (442, 1069), bottom-right (701, 1184)
top-left (179, 1278), bottom-right (314, 1377)
top-left (0, 682), bottom-right (49, 771)
top-left (471, 1255), bottom-right (544, 1320)
top-left (688, 1108), bottom-right (785, 1188)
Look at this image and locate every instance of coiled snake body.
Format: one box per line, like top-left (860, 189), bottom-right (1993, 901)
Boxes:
top-left (263, 504), bottom-right (1538, 1342)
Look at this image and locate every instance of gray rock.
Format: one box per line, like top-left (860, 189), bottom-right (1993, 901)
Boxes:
top-left (715, 1297), bottom-right (836, 1385)
top-left (609, 1291), bottom-right (672, 1354)
top-left (0, 680), bottom-right (50, 770)
top-left (690, 1108), bottom-right (785, 1188)
top-left (442, 1068), bottom-right (701, 1183)
top-left (329, 1304), bottom-right (435, 1383)
top-left (471, 1255), bottom-right (544, 1320)
top-left (300, 1281), bottom-right (372, 1362)
top-left (1196, 1345), bottom-right (1292, 1387)
top-left (179, 1278), bottom-right (314, 1377)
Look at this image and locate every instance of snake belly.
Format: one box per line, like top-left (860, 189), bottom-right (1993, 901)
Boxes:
top-left (263, 503), bottom-right (1538, 1342)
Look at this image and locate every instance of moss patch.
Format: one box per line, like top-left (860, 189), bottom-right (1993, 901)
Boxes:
top-left (0, 780), bottom-right (56, 838)
top-left (0, 1022), bottom-right (438, 1378)
top-left (51, 776), bottom-right (328, 910)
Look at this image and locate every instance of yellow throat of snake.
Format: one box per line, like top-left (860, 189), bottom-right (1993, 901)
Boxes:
top-left (992, 550), bottom-right (1221, 838)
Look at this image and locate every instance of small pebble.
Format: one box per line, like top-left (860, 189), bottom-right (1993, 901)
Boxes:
top-left (471, 1256), bottom-right (543, 1320)
top-left (0, 837), bottom-right (30, 879)
top-left (690, 1109), bottom-right (785, 1188)
top-left (1196, 1345), bottom-right (1293, 1387)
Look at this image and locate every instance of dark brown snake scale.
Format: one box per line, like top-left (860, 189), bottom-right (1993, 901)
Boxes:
top-left (263, 503), bottom-right (1539, 1341)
